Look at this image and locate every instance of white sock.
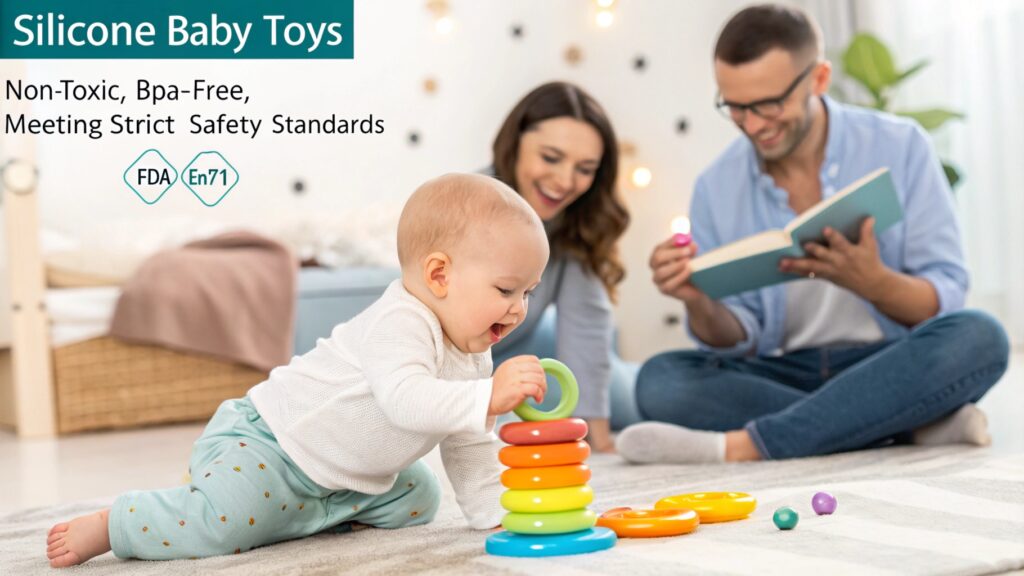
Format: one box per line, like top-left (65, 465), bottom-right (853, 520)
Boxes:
top-left (616, 421), bottom-right (726, 464)
top-left (913, 403), bottom-right (991, 447)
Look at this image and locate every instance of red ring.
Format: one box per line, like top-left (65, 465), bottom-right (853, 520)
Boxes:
top-left (499, 418), bottom-right (588, 445)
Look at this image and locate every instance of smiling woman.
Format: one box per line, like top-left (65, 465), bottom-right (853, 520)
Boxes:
top-left (488, 82), bottom-right (632, 452)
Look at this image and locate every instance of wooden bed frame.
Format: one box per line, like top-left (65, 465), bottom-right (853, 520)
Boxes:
top-left (3, 179), bottom-right (60, 438)
top-left (1, 60), bottom-right (57, 437)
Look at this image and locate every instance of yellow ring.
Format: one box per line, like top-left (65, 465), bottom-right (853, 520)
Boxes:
top-left (654, 492), bottom-right (756, 523)
top-left (501, 485), bottom-right (594, 514)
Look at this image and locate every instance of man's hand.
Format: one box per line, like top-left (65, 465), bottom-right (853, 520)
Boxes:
top-left (779, 217), bottom-right (888, 299)
top-left (649, 235), bottom-right (747, 348)
top-left (649, 237), bottom-right (708, 304)
top-left (489, 355), bottom-right (547, 416)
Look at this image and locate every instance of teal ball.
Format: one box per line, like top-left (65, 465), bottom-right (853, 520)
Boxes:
top-left (773, 506), bottom-right (799, 530)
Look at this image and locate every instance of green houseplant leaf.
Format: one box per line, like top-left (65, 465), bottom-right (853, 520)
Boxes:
top-left (942, 162), bottom-right (962, 189)
top-left (842, 33), bottom-right (900, 103)
top-left (896, 109), bottom-right (966, 131)
top-left (894, 59), bottom-right (930, 86)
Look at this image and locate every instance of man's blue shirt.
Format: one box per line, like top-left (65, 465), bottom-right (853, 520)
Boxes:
top-left (690, 96), bottom-right (968, 356)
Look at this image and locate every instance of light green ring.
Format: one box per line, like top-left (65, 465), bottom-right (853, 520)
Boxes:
top-left (514, 358), bottom-right (580, 422)
top-left (502, 509), bottom-right (597, 535)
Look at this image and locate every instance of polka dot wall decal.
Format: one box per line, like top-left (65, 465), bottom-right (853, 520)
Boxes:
top-left (423, 77), bottom-right (438, 94)
top-left (633, 55), bottom-right (647, 72)
top-left (676, 117), bottom-right (689, 134)
top-left (291, 181), bottom-right (304, 195)
top-left (408, 131), bottom-right (421, 146)
top-left (511, 23), bottom-right (524, 38)
top-left (564, 45), bottom-right (583, 65)
top-left (619, 140), bottom-right (637, 157)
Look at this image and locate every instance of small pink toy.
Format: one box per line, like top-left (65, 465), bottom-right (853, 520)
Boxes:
top-left (811, 491), bottom-right (837, 515)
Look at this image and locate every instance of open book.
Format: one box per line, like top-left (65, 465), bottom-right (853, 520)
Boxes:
top-left (690, 168), bottom-right (902, 299)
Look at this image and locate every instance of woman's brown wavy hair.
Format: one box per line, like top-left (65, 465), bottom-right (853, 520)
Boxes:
top-left (492, 82), bottom-right (630, 301)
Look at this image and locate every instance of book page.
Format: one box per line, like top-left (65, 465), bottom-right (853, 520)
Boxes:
top-left (691, 229), bottom-right (792, 271)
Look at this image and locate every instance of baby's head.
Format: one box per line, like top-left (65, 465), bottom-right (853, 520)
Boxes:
top-left (398, 173), bottom-right (549, 353)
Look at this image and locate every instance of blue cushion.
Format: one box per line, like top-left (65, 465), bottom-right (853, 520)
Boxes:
top-left (293, 267), bottom-right (400, 355)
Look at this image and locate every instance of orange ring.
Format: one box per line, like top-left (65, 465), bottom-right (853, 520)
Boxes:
top-left (499, 441), bottom-right (591, 468)
top-left (655, 492), bottom-right (756, 523)
top-left (501, 464), bottom-right (592, 490)
top-left (597, 507), bottom-right (700, 538)
top-left (500, 418), bottom-right (588, 446)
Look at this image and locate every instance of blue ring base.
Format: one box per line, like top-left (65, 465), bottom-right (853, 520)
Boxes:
top-left (485, 527), bottom-right (617, 557)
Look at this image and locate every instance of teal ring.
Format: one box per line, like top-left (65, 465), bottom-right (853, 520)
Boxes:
top-left (486, 527), bottom-right (617, 557)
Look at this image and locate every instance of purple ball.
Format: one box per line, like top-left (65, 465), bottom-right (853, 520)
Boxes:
top-left (812, 491), bottom-right (837, 515)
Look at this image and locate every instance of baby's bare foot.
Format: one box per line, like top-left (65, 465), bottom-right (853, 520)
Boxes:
top-left (46, 509), bottom-right (111, 568)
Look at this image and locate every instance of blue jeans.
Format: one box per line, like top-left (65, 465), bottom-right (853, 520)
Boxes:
top-left (635, 310), bottom-right (1010, 459)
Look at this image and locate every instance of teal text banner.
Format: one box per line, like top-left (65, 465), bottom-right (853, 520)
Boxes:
top-left (0, 0), bottom-right (354, 59)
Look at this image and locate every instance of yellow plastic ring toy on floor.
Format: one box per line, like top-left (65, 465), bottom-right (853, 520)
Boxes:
top-left (596, 507), bottom-right (700, 538)
top-left (654, 492), bottom-right (756, 523)
top-left (501, 485), bottom-right (594, 514)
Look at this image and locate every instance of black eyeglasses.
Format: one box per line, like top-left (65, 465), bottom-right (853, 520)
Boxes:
top-left (715, 62), bottom-right (816, 122)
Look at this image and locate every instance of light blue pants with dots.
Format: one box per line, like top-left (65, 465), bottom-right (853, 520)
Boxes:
top-left (109, 397), bottom-right (441, 560)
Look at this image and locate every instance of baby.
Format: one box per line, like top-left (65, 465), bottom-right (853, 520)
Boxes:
top-left (46, 173), bottom-right (550, 567)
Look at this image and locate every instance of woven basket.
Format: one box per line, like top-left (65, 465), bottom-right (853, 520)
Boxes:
top-left (53, 337), bottom-right (267, 434)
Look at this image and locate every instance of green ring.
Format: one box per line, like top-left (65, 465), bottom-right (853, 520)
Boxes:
top-left (513, 358), bottom-right (579, 422)
top-left (502, 509), bottom-right (597, 535)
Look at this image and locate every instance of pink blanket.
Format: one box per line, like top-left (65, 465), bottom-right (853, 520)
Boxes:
top-left (109, 231), bottom-right (297, 372)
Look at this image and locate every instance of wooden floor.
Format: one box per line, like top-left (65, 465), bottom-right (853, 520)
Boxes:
top-left (1, 351), bottom-right (1021, 517)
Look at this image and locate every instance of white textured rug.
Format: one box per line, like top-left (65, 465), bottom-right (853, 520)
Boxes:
top-left (3, 446), bottom-right (1023, 575)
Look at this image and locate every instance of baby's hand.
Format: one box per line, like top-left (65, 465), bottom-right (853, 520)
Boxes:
top-left (489, 355), bottom-right (547, 415)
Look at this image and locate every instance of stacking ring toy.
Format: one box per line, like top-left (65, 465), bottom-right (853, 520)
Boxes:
top-left (500, 418), bottom-right (588, 445)
top-left (501, 485), bottom-right (594, 514)
top-left (486, 527), bottom-right (617, 557)
top-left (502, 509), bottom-right (597, 535)
top-left (514, 358), bottom-right (580, 421)
top-left (502, 464), bottom-right (591, 490)
top-left (655, 492), bottom-right (756, 523)
top-left (596, 507), bottom-right (699, 538)
top-left (499, 441), bottom-right (591, 468)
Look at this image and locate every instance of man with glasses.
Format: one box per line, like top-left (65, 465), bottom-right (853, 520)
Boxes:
top-left (617, 4), bottom-right (1009, 464)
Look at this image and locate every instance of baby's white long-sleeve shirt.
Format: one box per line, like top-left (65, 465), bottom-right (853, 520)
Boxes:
top-left (249, 280), bottom-right (504, 529)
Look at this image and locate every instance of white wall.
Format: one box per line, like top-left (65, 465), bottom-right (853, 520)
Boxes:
top-left (10, 0), bottom-right (779, 361)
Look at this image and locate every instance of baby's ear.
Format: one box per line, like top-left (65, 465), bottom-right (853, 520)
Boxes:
top-left (422, 252), bottom-right (451, 298)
